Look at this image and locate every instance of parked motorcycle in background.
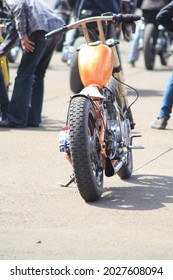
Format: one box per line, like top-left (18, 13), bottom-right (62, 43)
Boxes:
top-left (143, 20), bottom-right (173, 70)
top-left (0, 5), bottom-right (21, 63)
top-left (130, 17), bottom-right (173, 70)
top-left (46, 13), bottom-right (144, 202)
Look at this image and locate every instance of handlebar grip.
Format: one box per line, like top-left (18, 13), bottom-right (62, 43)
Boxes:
top-left (113, 13), bottom-right (141, 24)
top-left (45, 25), bottom-right (68, 40)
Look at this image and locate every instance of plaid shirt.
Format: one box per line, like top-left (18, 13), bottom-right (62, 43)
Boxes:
top-left (4, 0), bottom-right (64, 39)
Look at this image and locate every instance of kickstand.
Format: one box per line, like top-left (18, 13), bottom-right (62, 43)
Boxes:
top-left (58, 175), bottom-right (75, 187)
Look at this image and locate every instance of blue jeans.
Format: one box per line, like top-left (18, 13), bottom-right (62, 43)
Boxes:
top-left (159, 71), bottom-right (173, 120)
top-left (0, 69), bottom-right (9, 116)
top-left (128, 21), bottom-right (141, 63)
top-left (7, 31), bottom-right (58, 127)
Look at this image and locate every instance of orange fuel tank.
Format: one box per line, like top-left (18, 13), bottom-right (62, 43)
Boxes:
top-left (78, 44), bottom-right (113, 88)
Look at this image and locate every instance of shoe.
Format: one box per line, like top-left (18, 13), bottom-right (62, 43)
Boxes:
top-left (27, 123), bottom-right (41, 127)
top-left (127, 61), bottom-right (135, 68)
top-left (0, 119), bottom-right (26, 128)
top-left (150, 117), bottom-right (168, 129)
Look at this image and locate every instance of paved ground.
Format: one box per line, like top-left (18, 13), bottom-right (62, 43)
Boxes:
top-left (0, 2), bottom-right (173, 260)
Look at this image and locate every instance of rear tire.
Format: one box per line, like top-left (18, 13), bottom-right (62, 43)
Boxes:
top-left (143, 24), bottom-right (157, 70)
top-left (69, 96), bottom-right (104, 202)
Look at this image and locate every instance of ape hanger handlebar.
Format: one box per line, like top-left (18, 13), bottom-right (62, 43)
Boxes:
top-left (45, 13), bottom-right (141, 43)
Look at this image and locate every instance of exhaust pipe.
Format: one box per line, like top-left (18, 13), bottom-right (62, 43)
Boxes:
top-left (105, 155), bottom-right (127, 177)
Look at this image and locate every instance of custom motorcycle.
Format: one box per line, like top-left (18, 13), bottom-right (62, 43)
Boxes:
top-left (46, 13), bottom-right (144, 202)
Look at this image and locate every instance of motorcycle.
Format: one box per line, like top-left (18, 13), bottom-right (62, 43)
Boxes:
top-left (143, 21), bottom-right (173, 70)
top-left (0, 6), bottom-right (21, 63)
top-left (46, 13), bottom-right (144, 202)
top-left (133, 18), bottom-right (173, 70)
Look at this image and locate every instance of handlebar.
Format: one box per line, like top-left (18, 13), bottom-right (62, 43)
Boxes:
top-left (45, 13), bottom-right (141, 40)
top-left (113, 13), bottom-right (141, 23)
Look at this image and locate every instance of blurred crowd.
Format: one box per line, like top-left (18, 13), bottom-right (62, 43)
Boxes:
top-left (0, 0), bottom-right (173, 129)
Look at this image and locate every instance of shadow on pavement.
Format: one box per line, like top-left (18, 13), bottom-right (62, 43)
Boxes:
top-left (128, 89), bottom-right (162, 97)
top-left (92, 174), bottom-right (173, 211)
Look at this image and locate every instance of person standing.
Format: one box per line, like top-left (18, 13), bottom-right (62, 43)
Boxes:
top-left (0, 0), bottom-right (64, 128)
top-left (150, 1), bottom-right (173, 129)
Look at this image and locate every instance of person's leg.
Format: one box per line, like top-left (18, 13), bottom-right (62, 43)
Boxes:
top-left (159, 71), bottom-right (173, 119)
top-left (7, 31), bottom-right (47, 127)
top-left (150, 71), bottom-right (173, 129)
top-left (61, 16), bottom-right (76, 62)
top-left (28, 36), bottom-right (59, 126)
top-left (127, 21), bottom-right (141, 65)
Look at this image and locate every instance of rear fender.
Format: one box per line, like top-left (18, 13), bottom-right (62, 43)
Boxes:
top-left (71, 85), bottom-right (105, 100)
top-left (70, 86), bottom-right (107, 161)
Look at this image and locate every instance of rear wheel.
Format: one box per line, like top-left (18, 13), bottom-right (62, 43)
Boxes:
top-left (143, 24), bottom-right (157, 70)
top-left (69, 37), bottom-right (86, 93)
top-left (69, 96), bottom-right (104, 202)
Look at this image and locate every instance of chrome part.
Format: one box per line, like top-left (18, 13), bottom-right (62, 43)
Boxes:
top-left (113, 155), bottom-right (127, 174)
top-left (59, 129), bottom-right (70, 153)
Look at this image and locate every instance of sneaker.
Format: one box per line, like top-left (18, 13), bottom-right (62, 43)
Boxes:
top-left (127, 61), bottom-right (135, 68)
top-left (150, 117), bottom-right (168, 129)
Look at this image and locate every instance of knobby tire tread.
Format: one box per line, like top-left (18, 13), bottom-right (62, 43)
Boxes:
top-left (69, 96), bottom-right (103, 202)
